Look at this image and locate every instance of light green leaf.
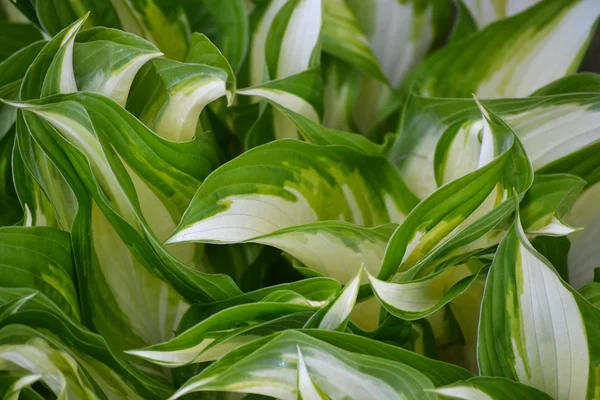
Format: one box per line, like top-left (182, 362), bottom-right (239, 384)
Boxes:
top-left (321, 55), bottom-right (360, 132)
top-left (245, 0), bottom-right (287, 87)
top-left (169, 139), bottom-right (415, 244)
top-left (347, 0), bottom-right (450, 88)
top-left (368, 258), bottom-right (484, 320)
top-left (167, 139), bottom-right (418, 280)
top-left (478, 196), bottom-right (600, 399)
top-left (0, 40), bottom-right (45, 138)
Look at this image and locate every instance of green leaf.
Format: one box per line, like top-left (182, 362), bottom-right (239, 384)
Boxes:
top-left (186, 32), bottom-right (236, 105)
top-left (73, 27), bottom-right (162, 106)
top-left (321, 0), bottom-right (385, 82)
top-left (304, 267), bottom-right (362, 330)
top-left (391, 78), bottom-right (600, 199)
top-left (448, 0), bottom-right (478, 44)
top-left (519, 174), bottom-right (585, 236)
top-left (265, 0), bottom-right (322, 80)
top-left (238, 67), bottom-right (324, 140)
top-left (126, 57), bottom-right (228, 141)
top-left (378, 100), bottom-right (532, 280)
top-left (462, 0), bottom-right (542, 29)
top-left (430, 376), bottom-right (553, 400)
top-left (478, 195), bottom-right (600, 399)
top-left (0, 22), bottom-right (42, 61)
top-left (401, 0), bottom-right (600, 99)
top-left (296, 347), bottom-right (331, 400)
top-left (170, 330), bottom-right (463, 399)
top-left (128, 302), bottom-right (316, 367)
top-left (0, 288), bottom-right (173, 399)
top-left (181, 0), bottom-right (249, 73)
top-left (0, 226), bottom-right (80, 320)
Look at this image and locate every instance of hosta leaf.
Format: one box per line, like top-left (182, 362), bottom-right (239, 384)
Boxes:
top-left (126, 57), bottom-right (228, 141)
top-left (0, 21), bottom-right (42, 61)
top-left (296, 347), bottom-right (331, 400)
top-left (0, 374), bottom-right (42, 400)
top-left (542, 141), bottom-right (600, 287)
top-left (73, 27), bottom-right (162, 106)
top-left (462, 0), bottom-right (542, 29)
top-left (0, 226), bottom-right (80, 320)
top-left (368, 258), bottom-right (484, 320)
top-left (167, 139), bottom-right (418, 279)
top-left (401, 0), bottom-right (600, 99)
top-left (178, 277), bottom-right (342, 330)
top-left (348, 0), bottom-right (450, 133)
top-left (250, 222), bottom-right (389, 283)
top-left (430, 377), bottom-right (553, 400)
top-left (169, 139), bottom-right (415, 243)
top-left (244, 0), bottom-right (287, 87)
top-left (0, 130), bottom-right (22, 225)
top-left (181, 0), bottom-right (249, 73)
top-left (448, 0), bottom-right (478, 44)
top-left (186, 32), bottom-right (236, 104)
top-left (378, 100), bottom-right (532, 280)
top-left (304, 267), bottom-right (362, 330)
top-left (0, 40), bottom-right (45, 138)
top-left (0, 337), bottom-right (99, 399)
top-left (321, 0), bottom-right (384, 82)
top-left (171, 330), bottom-right (463, 399)
top-left (580, 282), bottom-right (600, 308)
top-left (391, 77), bottom-right (600, 199)
top-left (275, 104), bottom-right (385, 156)
top-left (347, 0), bottom-right (450, 88)
top-left (0, 288), bottom-right (173, 399)
top-left (128, 302), bottom-right (316, 367)
top-left (8, 93), bottom-right (241, 351)
top-left (265, 0), bottom-right (322, 80)
top-left (519, 174), bottom-right (584, 236)
top-left (110, 0), bottom-right (191, 61)
top-left (321, 55), bottom-right (360, 132)
top-left (478, 196), bottom-right (600, 399)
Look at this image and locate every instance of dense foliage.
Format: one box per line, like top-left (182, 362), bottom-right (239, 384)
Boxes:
top-left (0, 0), bottom-right (599, 399)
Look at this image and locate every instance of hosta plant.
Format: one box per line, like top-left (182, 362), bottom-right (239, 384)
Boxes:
top-left (0, 0), bottom-right (600, 399)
